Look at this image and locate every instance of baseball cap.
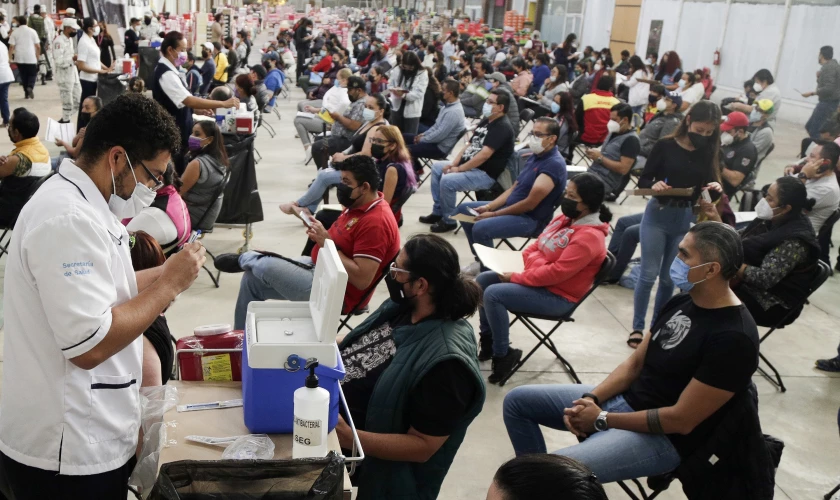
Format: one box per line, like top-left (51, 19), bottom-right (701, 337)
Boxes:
top-left (203, 42), bottom-right (214, 51)
top-left (144, 10), bottom-right (153, 17)
top-left (720, 111), bottom-right (749, 132)
top-left (488, 72), bottom-right (507, 85)
top-left (346, 75), bottom-right (366, 90)
top-left (64, 7), bottom-right (75, 15)
top-left (755, 98), bottom-right (775, 115)
top-left (250, 64), bottom-right (267, 79)
top-left (664, 90), bottom-right (682, 110)
top-left (61, 18), bottom-right (80, 30)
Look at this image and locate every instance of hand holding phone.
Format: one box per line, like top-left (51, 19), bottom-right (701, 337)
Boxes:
top-left (300, 212), bottom-right (313, 228)
top-left (466, 207), bottom-right (480, 216)
top-left (701, 189), bottom-right (712, 203)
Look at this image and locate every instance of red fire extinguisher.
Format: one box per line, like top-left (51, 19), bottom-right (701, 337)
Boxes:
top-left (713, 49), bottom-right (721, 66)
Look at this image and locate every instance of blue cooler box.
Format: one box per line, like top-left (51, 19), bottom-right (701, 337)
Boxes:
top-left (241, 240), bottom-right (349, 434)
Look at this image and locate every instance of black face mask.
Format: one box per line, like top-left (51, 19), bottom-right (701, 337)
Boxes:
top-left (688, 132), bottom-right (710, 150)
top-left (79, 112), bottom-right (91, 123)
top-left (648, 94), bottom-right (658, 105)
top-left (559, 197), bottom-right (581, 219)
top-left (336, 183), bottom-right (359, 208)
top-left (368, 73), bottom-right (375, 82)
top-left (385, 274), bottom-right (415, 305)
top-left (144, 18), bottom-right (151, 25)
top-left (370, 144), bottom-right (386, 159)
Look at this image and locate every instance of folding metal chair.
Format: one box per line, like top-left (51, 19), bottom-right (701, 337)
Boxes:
top-left (518, 108), bottom-right (535, 142)
top-left (497, 252), bottom-right (616, 386)
top-left (416, 130), bottom-right (468, 188)
top-left (755, 260), bottom-right (831, 392)
top-left (617, 473), bottom-right (674, 500)
top-left (0, 172), bottom-right (54, 260)
top-left (191, 170), bottom-right (232, 288)
top-left (336, 255), bottom-right (398, 333)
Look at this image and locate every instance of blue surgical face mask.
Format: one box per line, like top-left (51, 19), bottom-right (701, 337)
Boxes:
top-left (482, 102), bottom-right (494, 117)
top-left (550, 101), bottom-right (560, 114)
top-left (669, 257), bottom-right (711, 291)
top-left (749, 109), bottom-right (762, 123)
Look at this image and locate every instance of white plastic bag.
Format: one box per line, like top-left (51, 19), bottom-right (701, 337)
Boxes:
top-left (129, 385), bottom-right (180, 499)
top-left (221, 434), bottom-right (275, 460)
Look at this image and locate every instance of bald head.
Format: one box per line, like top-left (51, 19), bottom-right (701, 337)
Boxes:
top-left (209, 85), bottom-right (233, 102)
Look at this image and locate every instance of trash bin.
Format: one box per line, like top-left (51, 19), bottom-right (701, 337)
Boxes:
top-left (149, 453), bottom-right (346, 499)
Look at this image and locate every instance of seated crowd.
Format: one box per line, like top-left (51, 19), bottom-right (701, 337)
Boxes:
top-left (4, 24), bottom-right (840, 500)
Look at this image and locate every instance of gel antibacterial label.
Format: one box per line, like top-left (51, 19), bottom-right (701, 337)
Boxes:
top-left (293, 416), bottom-right (323, 446)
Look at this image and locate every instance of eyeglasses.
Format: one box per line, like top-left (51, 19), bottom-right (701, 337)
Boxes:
top-left (369, 137), bottom-right (392, 145)
top-left (389, 262), bottom-right (411, 280)
top-left (138, 160), bottom-right (164, 192)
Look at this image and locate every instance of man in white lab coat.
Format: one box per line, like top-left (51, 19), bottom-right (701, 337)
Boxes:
top-left (0, 93), bottom-right (206, 499)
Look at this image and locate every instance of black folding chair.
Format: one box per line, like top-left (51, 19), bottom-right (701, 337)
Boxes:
top-left (756, 260), bottom-right (831, 392)
top-left (0, 172), bottom-right (54, 259)
top-left (416, 130), bottom-right (468, 188)
top-left (192, 170), bottom-right (232, 288)
top-left (307, 122), bottom-right (330, 167)
top-left (497, 252), bottom-right (616, 386)
top-left (494, 199), bottom-right (561, 251)
top-left (518, 108), bottom-right (535, 142)
top-left (617, 472), bottom-right (674, 500)
top-left (336, 254), bottom-right (398, 333)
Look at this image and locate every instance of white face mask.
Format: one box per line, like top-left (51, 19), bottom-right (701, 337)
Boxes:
top-left (528, 135), bottom-right (546, 155)
top-left (92, 26), bottom-right (100, 36)
top-left (593, 64), bottom-right (602, 72)
top-left (656, 98), bottom-right (667, 111)
top-left (755, 198), bottom-right (780, 220)
top-left (720, 131), bottom-right (734, 146)
top-left (549, 76), bottom-right (557, 83)
top-left (107, 155), bottom-right (157, 219)
top-left (753, 82), bottom-right (763, 92)
top-left (677, 79), bottom-right (686, 89)
top-left (606, 119), bottom-right (621, 134)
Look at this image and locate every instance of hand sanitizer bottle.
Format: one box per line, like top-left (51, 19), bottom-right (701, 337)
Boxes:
top-left (292, 361), bottom-right (329, 458)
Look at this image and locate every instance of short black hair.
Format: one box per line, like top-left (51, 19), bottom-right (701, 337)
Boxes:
top-left (85, 96), bottom-right (103, 111)
top-left (78, 93), bottom-right (181, 166)
top-left (650, 83), bottom-right (667, 96)
top-left (160, 31), bottom-right (183, 56)
top-left (212, 41), bottom-right (222, 52)
top-left (688, 221), bottom-right (744, 280)
top-left (611, 102), bottom-right (633, 122)
top-left (596, 74), bottom-right (615, 92)
top-left (338, 154), bottom-right (380, 191)
top-left (511, 56), bottom-right (527, 71)
top-left (621, 49), bottom-right (630, 57)
top-left (11, 108), bottom-right (39, 139)
top-left (442, 78), bottom-right (461, 98)
top-left (477, 60), bottom-right (493, 74)
top-left (744, 78), bottom-right (755, 90)
top-left (570, 172), bottom-right (612, 222)
top-left (536, 53), bottom-right (550, 65)
top-left (535, 116), bottom-right (560, 137)
top-left (129, 17), bottom-right (139, 24)
top-left (81, 16), bottom-right (96, 32)
top-left (753, 69), bottom-right (774, 85)
top-left (821, 45), bottom-right (833, 60)
top-left (224, 36), bottom-right (234, 46)
top-left (818, 141), bottom-right (840, 168)
top-left (491, 88), bottom-right (510, 113)
top-left (33, 5), bottom-right (41, 13)
top-left (493, 454), bottom-right (608, 500)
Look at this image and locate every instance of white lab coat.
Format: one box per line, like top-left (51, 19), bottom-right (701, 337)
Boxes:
top-left (388, 67), bottom-right (428, 119)
top-left (0, 160), bottom-right (142, 475)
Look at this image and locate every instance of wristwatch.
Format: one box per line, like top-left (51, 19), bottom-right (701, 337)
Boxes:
top-left (594, 411), bottom-right (609, 432)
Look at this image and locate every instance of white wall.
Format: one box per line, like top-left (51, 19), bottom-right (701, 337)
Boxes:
top-left (776, 5), bottom-right (840, 102)
top-left (580, 0), bottom-right (614, 51)
top-left (716, 3), bottom-right (785, 89)
top-left (674, 1), bottom-right (725, 73)
top-left (634, 0), bottom-right (680, 59)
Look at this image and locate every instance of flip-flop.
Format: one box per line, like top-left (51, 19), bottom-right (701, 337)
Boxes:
top-left (627, 331), bottom-right (644, 349)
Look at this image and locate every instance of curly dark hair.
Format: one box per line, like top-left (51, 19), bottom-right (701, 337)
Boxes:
top-left (78, 93), bottom-right (181, 166)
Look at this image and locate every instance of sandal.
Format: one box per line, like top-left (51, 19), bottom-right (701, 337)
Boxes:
top-left (627, 331), bottom-right (644, 349)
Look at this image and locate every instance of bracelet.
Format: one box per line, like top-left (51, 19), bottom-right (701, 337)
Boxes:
top-left (581, 392), bottom-right (600, 406)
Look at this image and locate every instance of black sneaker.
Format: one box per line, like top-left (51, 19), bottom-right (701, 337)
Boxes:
top-left (214, 253), bottom-right (245, 273)
top-left (58, 119), bottom-right (70, 124)
top-left (477, 337), bottom-right (493, 362)
top-left (419, 214), bottom-right (442, 224)
top-left (430, 220), bottom-right (458, 233)
top-left (488, 348), bottom-right (523, 384)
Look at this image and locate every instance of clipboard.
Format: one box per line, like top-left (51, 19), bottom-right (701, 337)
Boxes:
top-left (45, 118), bottom-right (74, 144)
top-left (474, 245), bottom-right (525, 274)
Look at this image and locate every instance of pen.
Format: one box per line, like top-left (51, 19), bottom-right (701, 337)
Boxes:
top-left (188, 230), bottom-right (202, 244)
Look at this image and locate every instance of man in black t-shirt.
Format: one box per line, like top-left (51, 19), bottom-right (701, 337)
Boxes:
top-left (503, 222), bottom-right (760, 484)
top-left (719, 111), bottom-right (758, 197)
top-left (420, 89), bottom-right (515, 233)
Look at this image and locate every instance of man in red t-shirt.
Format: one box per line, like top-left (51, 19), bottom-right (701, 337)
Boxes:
top-left (217, 156), bottom-right (401, 329)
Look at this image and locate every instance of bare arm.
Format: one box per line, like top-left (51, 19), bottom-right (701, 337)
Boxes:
top-left (338, 253), bottom-right (380, 290)
top-left (338, 419), bottom-right (448, 463)
top-left (183, 95), bottom-right (239, 110)
top-left (382, 166), bottom-right (398, 203)
top-left (588, 332), bottom-right (650, 402)
top-left (0, 155), bottom-right (21, 178)
top-left (593, 153), bottom-right (635, 176)
top-left (485, 184), bottom-right (514, 211)
top-left (135, 267), bottom-right (164, 292)
top-left (180, 159), bottom-right (201, 195)
top-left (492, 174), bottom-right (555, 217)
top-left (721, 167), bottom-right (745, 188)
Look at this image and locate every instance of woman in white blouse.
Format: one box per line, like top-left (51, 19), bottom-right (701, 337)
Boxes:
top-left (677, 71), bottom-right (706, 110)
top-left (624, 55), bottom-right (651, 116)
top-left (0, 38), bottom-right (14, 126)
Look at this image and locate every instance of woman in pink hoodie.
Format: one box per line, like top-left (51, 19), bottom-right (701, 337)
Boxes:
top-left (476, 172), bottom-right (612, 384)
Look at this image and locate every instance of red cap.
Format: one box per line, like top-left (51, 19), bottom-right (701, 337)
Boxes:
top-left (721, 111), bottom-right (749, 132)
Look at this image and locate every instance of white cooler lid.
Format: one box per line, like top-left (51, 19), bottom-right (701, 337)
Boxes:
top-left (308, 240), bottom-right (348, 344)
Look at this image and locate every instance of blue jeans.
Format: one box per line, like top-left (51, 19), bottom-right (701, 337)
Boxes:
top-left (607, 212), bottom-right (643, 281)
top-left (233, 253), bottom-right (314, 329)
top-left (503, 384), bottom-right (681, 483)
top-left (477, 271), bottom-right (576, 357)
top-left (430, 160), bottom-right (495, 223)
top-left (296, 168), bottom-right (341, 213)
top-left (632, 199), bottom-right (693, 331)
top-left (0, 82), bottom-right (10, 124)
top-left (458, 201), bottom-right (541, 260)
top-left (806, 100), bottom-right (840, 140)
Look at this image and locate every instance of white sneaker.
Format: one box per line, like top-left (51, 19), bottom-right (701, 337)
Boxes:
top-left (461, 261), bottom-right (481, 277)
top-left (303, 147), bottom-right (312, 164)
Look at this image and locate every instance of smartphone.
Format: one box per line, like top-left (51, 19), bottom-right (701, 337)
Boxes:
top-left (467, 207), bottom-right (480, 216)
top-left (300, 212), bottom-right (312, 228)
top-left (701, 190), bottom-right (712, 203)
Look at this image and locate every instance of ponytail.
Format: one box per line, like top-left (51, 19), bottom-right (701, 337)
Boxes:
top-left (598, 204), bottom-right (613, 223)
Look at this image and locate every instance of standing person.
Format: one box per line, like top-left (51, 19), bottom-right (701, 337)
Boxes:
top-left (27, 5), bottom-right (50, 79)
top-left (0, 10), bottom-right (10, 46)
top-left (802, 46), bottom-right (840, 140)
top-left (628, 101), bottom-right (722, 348)
top-left (152, 32), bottom-right (239, 174)
top-left (442, 31), bottom-right (458, 73)
top-left (625, 55), bottom-right (650, 116)
top-left (95, 20), bottom-right (115, 68)
top-left (294, 18), bottom-right (314, 83)
top-left (76, 17), bottom-right (111, 130)
top-left (0, 93), bottom-right (206, 500)
top-left (388, 51), bottom-right (428, 134)
top-left (211, 41), bottom-right (229, 87)
top-left (124, 17), bottom-right (140, 56)
top-left (51, 18), bottom-right (80, 125)
top-left (0, 28), bottom-right (13, 127)
top-left (140, 10), bottom-right (160, 42)
top-left (210, 13), bottom-right (224, 44)
top-left (9, 16), bottom-right (41, 99)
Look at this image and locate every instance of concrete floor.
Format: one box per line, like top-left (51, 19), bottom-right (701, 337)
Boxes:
top-left (0, 32), bottom-right (839, 499)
